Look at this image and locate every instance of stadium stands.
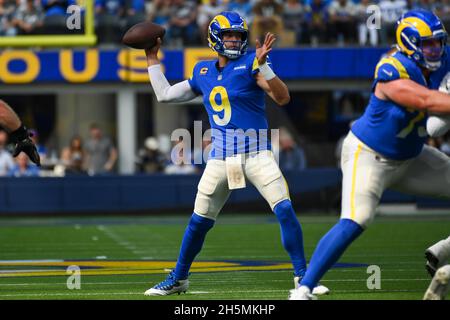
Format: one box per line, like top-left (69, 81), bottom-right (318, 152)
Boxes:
top-left (1, 0), bottom-right (448, 45)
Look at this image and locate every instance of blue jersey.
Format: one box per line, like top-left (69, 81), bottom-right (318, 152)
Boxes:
top-left (351, 47), bottom-right (450, 160)
top-left (188, 52), bottom-right (272, 159)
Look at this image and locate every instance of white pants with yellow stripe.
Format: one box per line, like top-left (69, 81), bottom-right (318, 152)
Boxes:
top-left (194, 150), bottom-right (290, 220)
top-left (341, 131), bottom-right (450, 228)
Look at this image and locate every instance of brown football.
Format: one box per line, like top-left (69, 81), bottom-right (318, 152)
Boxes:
top-left (122, 21), bottom-right (165, 49)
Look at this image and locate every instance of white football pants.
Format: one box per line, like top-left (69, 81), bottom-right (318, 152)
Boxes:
top-left (194, 150), bottom-right (290, 220)
top-left (341, 131), bottom-right (450, 228)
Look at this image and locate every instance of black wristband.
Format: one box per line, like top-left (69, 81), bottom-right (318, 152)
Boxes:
top-left (9, 124), bottom-right (29, 144)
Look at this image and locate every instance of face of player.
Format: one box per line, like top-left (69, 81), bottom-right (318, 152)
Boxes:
top-left (222, 32), bottom-right (243, 50)
top-left (422, 38), bottom-right (445, 63)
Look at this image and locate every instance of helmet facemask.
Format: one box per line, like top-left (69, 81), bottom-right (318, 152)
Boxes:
top-left (419, 35), bottom-right (447, 71)
top-left (220, 30), bottom-right (248, 59)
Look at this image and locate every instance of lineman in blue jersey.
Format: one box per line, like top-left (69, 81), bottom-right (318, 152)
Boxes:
top-left (143, 12), bottom-right (329, 296)
top-left (290, 9), bottom-right (450, 300)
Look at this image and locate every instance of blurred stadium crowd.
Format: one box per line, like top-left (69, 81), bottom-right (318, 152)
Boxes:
top-left (0, 125), bottom-right (308, 177)
top-left (0, 0), bottom-right (449, 46)
top-left (1, 0), bottom-right (450, 178)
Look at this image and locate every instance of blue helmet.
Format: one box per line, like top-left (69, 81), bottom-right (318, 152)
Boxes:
top-left (396, 9), bottom-right (447, 71)
top-left (207, 11), bottom-right (249, 59)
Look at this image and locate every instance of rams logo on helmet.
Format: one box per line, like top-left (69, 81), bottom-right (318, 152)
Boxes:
top-left (396, 9), bottom-right (448, 71)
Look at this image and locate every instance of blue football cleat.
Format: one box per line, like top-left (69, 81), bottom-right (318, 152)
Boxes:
top-left (144, 271), bottom-right (189, 296)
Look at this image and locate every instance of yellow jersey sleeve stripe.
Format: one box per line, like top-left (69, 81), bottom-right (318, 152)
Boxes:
top-left (252, 57), bottom-right (259, 72)
top-left (374, 56), bottom-right (410, 80)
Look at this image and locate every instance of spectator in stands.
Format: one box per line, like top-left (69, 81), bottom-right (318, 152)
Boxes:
top-left (61, 135), bottom-right (87, 175)
top-left (85, 123), bottom-right (118, 176)
top-left (135, 136), bottom-right (167, 173)
top-left (0, 130), bottom-right (14, 176)
top-left (305, 0), bottom-right (329, 46)
top-left (126, 0), bottom-right (145, 17)
top-left (278, 128), bottom-right (307, 171)
top-left (41, 0), bottom-right (72, 34)
top-left (251, 0), bottom-right (284, 46)
top-left (328, 0), bottom-right (357, 46)
top-left (146, 0), bottom-right (171, 29)
top-left (165, 139), bottom-right (197, 174)
top-left (355, 0), bottom-right (378, 46)
top-left (434, 0), bottom-right (450, 32)
top-left (197, 0), bottom-right (225, 44)
top-left (95, 0), bottom-right (126, 42)
top-left (8, 152), bottom-right (40, 177)
top-left (42, 0), bottom-right (70, 16)
top-left (379, 0), bottom-right (407, 45)
top-left (227, 0), bottom-right (253, 25)
top-left (125, 0), bottom-right (145, 29)
top-left (283, 0), bottom-right (310, 46)
top-left (12, 0), bottom-right (44, 35)
top-left (167, 0), bottom-right (199, 47)
top-left (0, 0), bottom-right (18, 36)
top-left (413, 0), bottom-right (435, 11)
top-left (95, 0), bottom-right (125, 16)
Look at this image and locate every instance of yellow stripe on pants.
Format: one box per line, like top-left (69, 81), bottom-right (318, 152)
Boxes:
top-left (350, 144), bottom-right (363, 220)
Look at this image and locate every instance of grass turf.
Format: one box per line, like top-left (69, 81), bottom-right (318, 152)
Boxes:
top-left (0, 214), bottom-right (448, 300)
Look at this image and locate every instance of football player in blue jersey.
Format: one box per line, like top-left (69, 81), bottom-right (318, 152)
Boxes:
top-left (290, 9), bottom-right (450, 300)
top-left (143, 11), bottom-right (328, 296)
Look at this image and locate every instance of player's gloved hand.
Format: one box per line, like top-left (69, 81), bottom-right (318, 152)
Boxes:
top-left (9, 125), bottom-right (41, 166)
top-left (438, 72), bottom-right (450, 94)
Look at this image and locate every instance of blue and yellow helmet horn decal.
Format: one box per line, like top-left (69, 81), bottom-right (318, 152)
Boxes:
top-left (207, 11), bottom-right (249, 59)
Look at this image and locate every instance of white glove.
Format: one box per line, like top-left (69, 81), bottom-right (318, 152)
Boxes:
top-left (427, 115), bottom-right (450, 137)
top-left (426, 72), bottom-right (450, 137)
top-left (438, 72), bottom-right (450, 93)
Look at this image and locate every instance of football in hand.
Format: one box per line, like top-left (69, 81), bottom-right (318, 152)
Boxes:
top-left (122, 21), bottom-right (165, 50)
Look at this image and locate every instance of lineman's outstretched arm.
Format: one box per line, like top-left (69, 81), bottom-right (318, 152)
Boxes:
top-left (0, 99), bottom-right (21, 132)
top-left (0, 99), bottom-right (40, 165)
top-left (376, 79), bottom-right (450, 114)
top-left (146, 38), bottom-right (197, 103)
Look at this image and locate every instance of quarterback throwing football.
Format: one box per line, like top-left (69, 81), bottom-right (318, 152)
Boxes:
top-left (143, 11), bottom-right (328, 296)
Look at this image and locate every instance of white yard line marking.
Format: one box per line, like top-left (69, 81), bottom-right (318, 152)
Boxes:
top-left (0, 278), bottom-right (431, 287)
top-left (0, 288), bottom-right (423, 298)
top-left (96, 225), bottom-right (140, 257)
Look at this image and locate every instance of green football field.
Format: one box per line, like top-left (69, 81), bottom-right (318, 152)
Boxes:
top-left (0, 213), bottom-right (449, 300)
